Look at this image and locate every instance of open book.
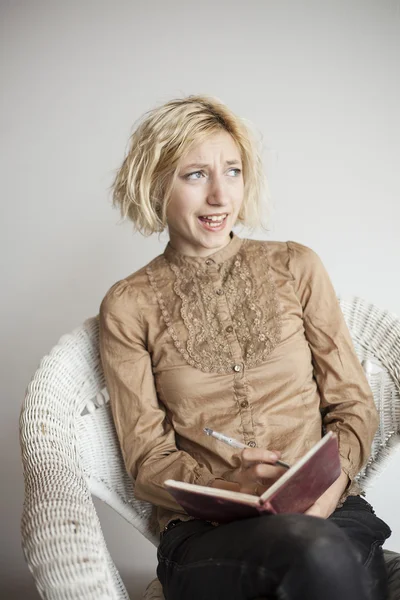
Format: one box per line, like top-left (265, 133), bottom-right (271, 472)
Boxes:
top-left (164, 432), bottom-right (341, 522)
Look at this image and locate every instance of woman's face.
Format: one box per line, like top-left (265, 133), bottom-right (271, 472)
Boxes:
top-left (166, 130), bottom-right (244, 257)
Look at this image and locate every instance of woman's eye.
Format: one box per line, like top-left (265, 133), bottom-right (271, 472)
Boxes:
top-left (184, 168), bottom-right (241, 180)
top-left (228, 168), bottom-right (241, 177)
top-left (185, 171), bottom-right (204, 180)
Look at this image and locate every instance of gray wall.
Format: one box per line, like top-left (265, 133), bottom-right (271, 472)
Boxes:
top-left (2, 1), bottom-right (399, 598)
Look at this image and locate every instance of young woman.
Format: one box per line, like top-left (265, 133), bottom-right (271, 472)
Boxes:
top-left (99, 95), bottom-right (391, 600)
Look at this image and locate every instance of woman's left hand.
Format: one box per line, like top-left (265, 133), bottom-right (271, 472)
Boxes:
top-left (216, 447), bottom-right (287, 495)
top-left (305, 469), bottom-right (349, 519)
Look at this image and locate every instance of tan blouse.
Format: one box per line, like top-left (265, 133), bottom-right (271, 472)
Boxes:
top-left (99, 234), bottom-right (378, 533)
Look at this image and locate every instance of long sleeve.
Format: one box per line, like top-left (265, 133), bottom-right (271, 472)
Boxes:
top-left (288, 241), bottom-right (378, 480)
top-left (99, 280), bottom-right (217, 512)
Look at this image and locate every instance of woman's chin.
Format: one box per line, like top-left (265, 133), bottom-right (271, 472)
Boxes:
top-left (196, 231), bottom-right (232, 253)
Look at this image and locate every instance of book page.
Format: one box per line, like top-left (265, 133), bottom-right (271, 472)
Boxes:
top-left (164, 479), bottom-right (261, 505)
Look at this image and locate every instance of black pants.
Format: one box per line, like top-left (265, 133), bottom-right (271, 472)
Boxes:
top-left (157, 496), bottom-right (391, 600)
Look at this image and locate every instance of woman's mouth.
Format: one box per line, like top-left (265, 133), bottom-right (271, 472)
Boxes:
top-left (198, 213), bottom-right (228, 231)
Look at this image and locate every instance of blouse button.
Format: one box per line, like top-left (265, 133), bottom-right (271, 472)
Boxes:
top-left (233, 364), bottom-right (242, 373)
top-left (205, 259), bottom-right (214, 266)
top-left (225, 325), bottom-right (233, 333)
top-left (240, 400), bottom-right (249, 408)
top-left (216, 289), bottom-right (224, 296)
top-left (247, 440), bottom-right (256, 448)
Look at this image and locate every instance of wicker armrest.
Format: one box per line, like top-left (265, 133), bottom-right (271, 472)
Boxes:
top-left (20, 326), bottom-right (124, 599)
top-left (21, 466), bottom-right (116, 599)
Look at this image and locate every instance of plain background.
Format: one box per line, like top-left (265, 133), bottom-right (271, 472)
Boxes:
top-left (1, 1), bottom-right (400, 598)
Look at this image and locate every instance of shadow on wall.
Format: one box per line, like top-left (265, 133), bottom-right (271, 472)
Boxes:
top-left (0, 574), bottom-right (157, 600)
top-left (0, 581), bottom-right (41, 599)
top-left (122, 572), bottom-right (160, 600)
top-left (9, 227), bottom-right (161, 600)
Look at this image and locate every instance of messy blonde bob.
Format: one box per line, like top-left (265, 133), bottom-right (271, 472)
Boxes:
top-left (112, 94), bottom-right (267, 235)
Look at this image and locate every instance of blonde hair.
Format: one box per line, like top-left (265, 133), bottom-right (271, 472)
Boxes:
top-left (112, 94), bottom-right (267, 235)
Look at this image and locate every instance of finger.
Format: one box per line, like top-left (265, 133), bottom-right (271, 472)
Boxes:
top-left (240, 484), bottom-right (259, 496)
top-left (240, 483), bottom-right (269, 496)
top-left (241, 448), bottom-right (282, 468)
top-left (246, 463), bottom-right (286, 482)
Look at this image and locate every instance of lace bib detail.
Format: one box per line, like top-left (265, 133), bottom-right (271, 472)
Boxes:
top-left (146, 240), bottom-right (282, 373)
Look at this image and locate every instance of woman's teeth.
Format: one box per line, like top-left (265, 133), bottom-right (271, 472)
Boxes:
top-left (199, 214), bottom-right (227, 223)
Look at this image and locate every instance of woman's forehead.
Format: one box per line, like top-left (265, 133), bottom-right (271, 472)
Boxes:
top-left (181, 131), bottom-right (241, 164)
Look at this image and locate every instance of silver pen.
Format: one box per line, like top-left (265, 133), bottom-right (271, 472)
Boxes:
top-left (204, 427), bottom-right (291, 469)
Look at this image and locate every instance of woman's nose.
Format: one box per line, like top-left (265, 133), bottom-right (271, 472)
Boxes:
top-left (207, 177), bottom-right (229, 206)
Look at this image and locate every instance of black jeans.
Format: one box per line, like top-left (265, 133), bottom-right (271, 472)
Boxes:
top-left (157, 496), bottom-right (391, 600)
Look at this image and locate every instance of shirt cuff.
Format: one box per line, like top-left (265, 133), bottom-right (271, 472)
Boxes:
top-left (339, 455), bottom-right (358, 482)
top-left (193, 465), bottom-right (219, 487)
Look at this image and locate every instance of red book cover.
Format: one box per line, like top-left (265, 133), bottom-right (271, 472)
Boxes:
top-left (164, 432), bottom-right (341, 523)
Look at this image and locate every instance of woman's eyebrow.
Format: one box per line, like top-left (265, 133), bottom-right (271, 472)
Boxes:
top-left (182, 159), bottom-right (242, 169)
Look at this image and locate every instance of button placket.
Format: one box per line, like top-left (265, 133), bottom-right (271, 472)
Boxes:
top-left (208, 261), bottom-right (251, 450)
top-left (210, 267), bottom-right (237, 349)
top-left (232, 363), bottom-right (245, 381)
top-left (207, 262), bottom-right (242, 359)
top-left (209, 263), bottom-right (251, 442)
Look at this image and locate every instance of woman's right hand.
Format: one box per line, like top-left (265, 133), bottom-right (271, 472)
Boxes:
top-left (211, 448), bottom-right (286, 495)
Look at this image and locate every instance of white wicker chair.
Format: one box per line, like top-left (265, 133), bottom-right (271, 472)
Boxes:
top-left (20, 297), bottom-right (400, 600)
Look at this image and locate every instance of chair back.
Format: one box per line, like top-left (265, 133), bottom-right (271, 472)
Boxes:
top-left (338, 297), bottom-right (400, 487)
top-left (20, 297), bottom-right (400, 599)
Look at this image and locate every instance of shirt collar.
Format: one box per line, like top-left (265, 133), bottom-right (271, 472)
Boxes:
top-left (163, 232), bottom-right (244, 269)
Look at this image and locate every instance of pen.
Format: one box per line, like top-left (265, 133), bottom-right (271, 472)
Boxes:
top-left (204, 427), bottom-right (291, 469)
